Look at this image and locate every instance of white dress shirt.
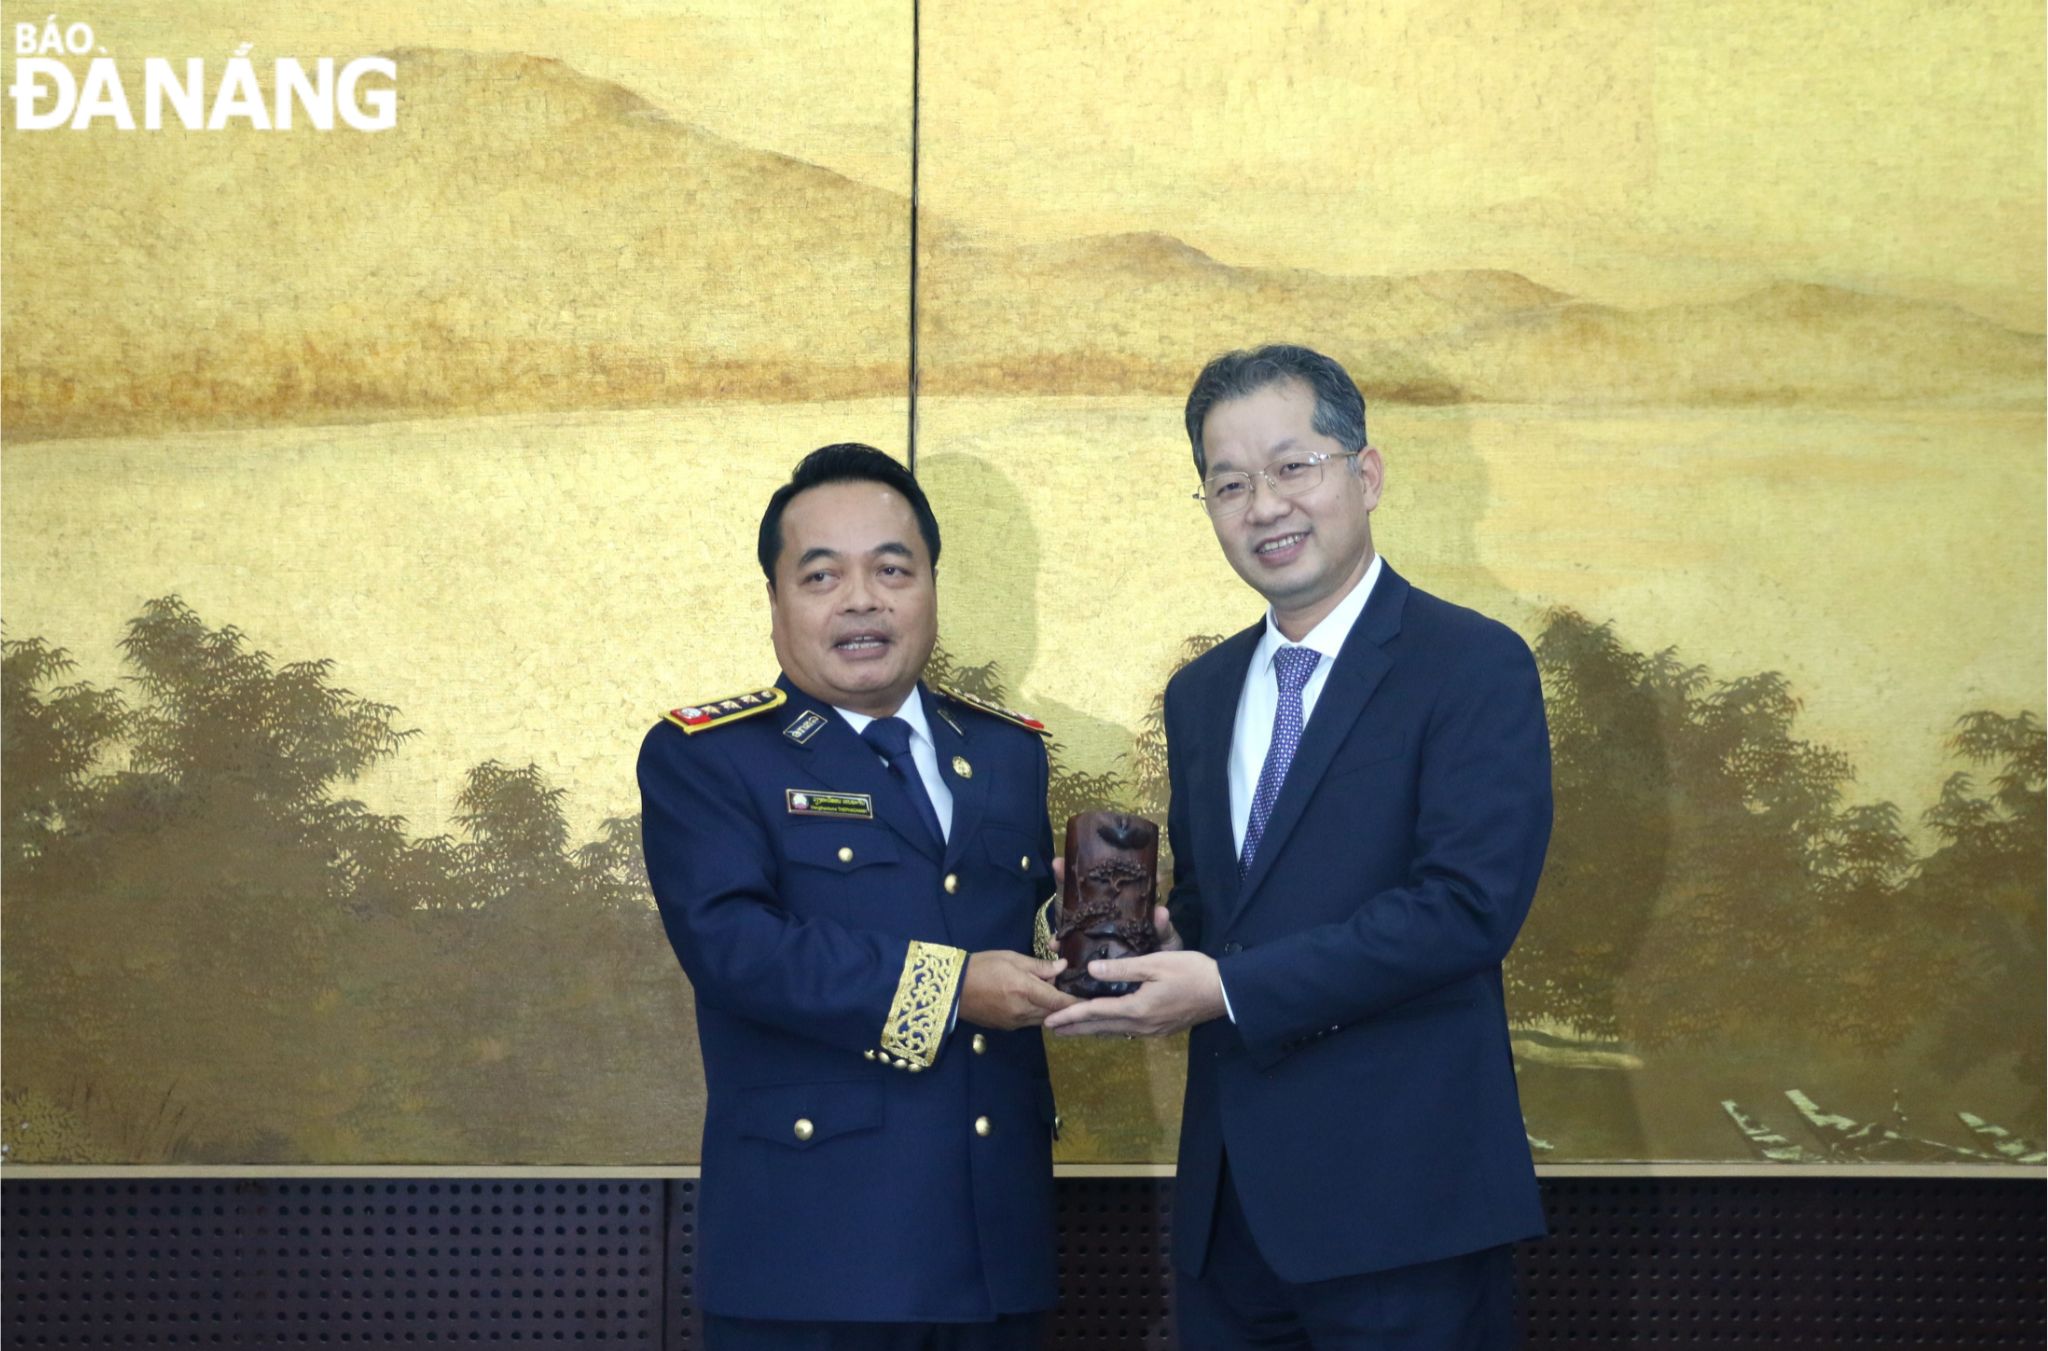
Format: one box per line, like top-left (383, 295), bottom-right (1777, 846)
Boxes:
top-left (1227, 552), bottom-right (1384, 854)
top-left (1217, 553), bottom-right (1383, 1023)
top-left (834, 686), bottom-right (955, 842)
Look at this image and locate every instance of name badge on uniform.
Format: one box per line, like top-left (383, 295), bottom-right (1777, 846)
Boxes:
top-left (786, 789), bottom-right (874, 820)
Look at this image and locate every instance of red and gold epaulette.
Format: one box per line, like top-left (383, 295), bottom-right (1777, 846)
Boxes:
top-left (664, 686), bottom-right (786, 734)
top-left (935, 685), bottom-right (1050, 738)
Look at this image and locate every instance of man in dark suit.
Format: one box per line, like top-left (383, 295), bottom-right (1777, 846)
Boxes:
top-left (638, 443), bottom-right (1077, 1349)
top-left (1047, 347), bottom-right (1552, 1347)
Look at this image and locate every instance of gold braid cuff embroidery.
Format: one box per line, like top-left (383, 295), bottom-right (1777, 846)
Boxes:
top-left (881, 940), bottom-right (966, 1069)
top-left (1032, 898), bottom-right (1058, 963)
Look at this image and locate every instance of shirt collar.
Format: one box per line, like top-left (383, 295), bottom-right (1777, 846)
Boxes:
top-left (833, 684), bottom-right (934, 748)
top-left (1252, 552), bottom-right (1385, 674)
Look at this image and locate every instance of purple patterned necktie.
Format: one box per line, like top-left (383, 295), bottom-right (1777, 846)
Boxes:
top-left (1240, 646), bottom-right (1322, 878)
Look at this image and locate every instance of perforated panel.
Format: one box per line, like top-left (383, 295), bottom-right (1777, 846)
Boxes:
top-left (1038, 1177), bottom-right (2046, 1347)
top-left (6, 1176), bottom-right (2042, 1347)
top-left (1050, 1179), bottom-right (1175, 1347)
top-left (663, 1180), bottom-right (700, 1351)
top-left (5, 1179), bottom-right (665, 1346)
top-left (1521, 1177), bottom-right (2047, 1347)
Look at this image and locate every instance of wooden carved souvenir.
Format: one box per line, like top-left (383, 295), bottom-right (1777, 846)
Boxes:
top-left (1054, 811), bottom-right (1161, 998)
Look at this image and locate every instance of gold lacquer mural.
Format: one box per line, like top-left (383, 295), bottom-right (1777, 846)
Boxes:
top-left (3, 0), bottom-right (2041, 1167)
top-left (3, 0), bottom-right (912, 1165)
top-left (913, 0), bottom-right (2045, 1166)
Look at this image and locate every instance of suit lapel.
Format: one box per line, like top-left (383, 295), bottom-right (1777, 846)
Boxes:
top-left (926, 687), bottom-right (988, 871)
top-left (1225, 566), bottom-right (1410, 928)
top-left (776, 678), bottom-right (943, 862)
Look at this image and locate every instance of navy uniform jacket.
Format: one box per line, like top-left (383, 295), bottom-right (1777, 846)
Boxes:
top-left (1165, 564), bottom-right (1552, 1283)
top-left (637, 675), bottom-right (1060, 1323)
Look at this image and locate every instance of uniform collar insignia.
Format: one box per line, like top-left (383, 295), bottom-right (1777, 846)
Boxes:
top-left (783, 709), bottom-right (828, 744)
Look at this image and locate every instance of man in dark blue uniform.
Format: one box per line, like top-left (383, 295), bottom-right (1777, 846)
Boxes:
top-left (638, 443), bottom-right (1076, 1349)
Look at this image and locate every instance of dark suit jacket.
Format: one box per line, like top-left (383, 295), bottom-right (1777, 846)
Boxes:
top-left (638, 677), bottom-right (1059, 1321)
top-left (1166, 564), bottom-right (1551, 1283)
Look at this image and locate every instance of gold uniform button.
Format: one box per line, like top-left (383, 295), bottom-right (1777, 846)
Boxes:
top-left (944, 873), bottom-right (959, 894)
top-left (794, 1118), bottom-right (815, 1142)
top-left (971, 1033), bottom-right (987, 1055)
top-left (1020, 856), bottom-right (1030, 871)
top-left (973, 1116), bottom-right (992, 1137)
top-left (837, 846), bottom-right (854, 863)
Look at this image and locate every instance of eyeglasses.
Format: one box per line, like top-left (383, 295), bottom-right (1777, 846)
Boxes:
top-left (1192, 451), bottom-right (1360, 518)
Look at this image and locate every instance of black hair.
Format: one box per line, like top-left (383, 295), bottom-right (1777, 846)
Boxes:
top-left (1182, 344), bottom-right (1369, 477)
top-left (757, 443), bottom-right (941, 585)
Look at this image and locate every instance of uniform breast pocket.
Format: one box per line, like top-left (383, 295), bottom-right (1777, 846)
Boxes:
top-left (982, 825), bottom-right (1050, 884)
top-left (784, 825), bottom-right (902, 875)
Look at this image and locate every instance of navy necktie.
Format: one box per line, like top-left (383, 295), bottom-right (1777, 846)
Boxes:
top-left (1240, 646), bottom-right (1322, 878)
top-left (861, 716), bottom-right (945, 848)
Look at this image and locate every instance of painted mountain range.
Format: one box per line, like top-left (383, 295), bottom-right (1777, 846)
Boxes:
top-left (3, 49), bottom-right (2037, 439)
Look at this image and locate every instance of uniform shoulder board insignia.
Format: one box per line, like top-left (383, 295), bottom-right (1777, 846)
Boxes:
top-left (935, 685), bottom-right (1050, 738)
top-left (664, 686), bottom-right (786, 734)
